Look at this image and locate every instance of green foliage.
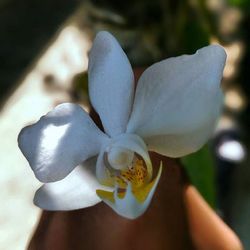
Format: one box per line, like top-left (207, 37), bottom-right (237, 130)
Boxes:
top-left (182, 19), bottom-right (210, 54)
top-left (181, 144), bottom-right (216, 208)
top-left (74, 72), bottom-right (89, 95)
top-left (179, 0), bottom-right (213, 54)
top-left (228, 0), bottom-right (250, 8)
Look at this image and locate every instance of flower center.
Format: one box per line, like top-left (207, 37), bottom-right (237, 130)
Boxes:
top-left (96, 134), bottom-right (163, 219)
top-left (98, 133), bottom-right (153, 187)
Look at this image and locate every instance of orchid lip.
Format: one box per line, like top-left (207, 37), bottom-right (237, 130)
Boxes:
top-left (96, 162), bottom-right (162, 219)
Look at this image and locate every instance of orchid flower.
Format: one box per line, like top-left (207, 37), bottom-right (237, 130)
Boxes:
top-left (18, 31), bottom-right (226, 219)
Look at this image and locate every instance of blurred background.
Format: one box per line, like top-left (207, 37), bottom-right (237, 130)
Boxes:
top-left (0, 0), bottom-right (250, 249)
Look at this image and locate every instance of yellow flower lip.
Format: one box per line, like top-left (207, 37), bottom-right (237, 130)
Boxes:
top-left (96, 162), bottom-right (162, 219)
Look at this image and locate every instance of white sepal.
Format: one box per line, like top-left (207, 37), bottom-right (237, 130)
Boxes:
top-left (88, 31), bottom-right (134, 137)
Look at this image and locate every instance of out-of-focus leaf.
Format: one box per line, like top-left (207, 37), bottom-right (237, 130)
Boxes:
top-left (72, 72), bottom-right (90, 104)
top-left (181, 19), bottom-right (209, 54)
top-left (228, 0), bottom-right (250, 8)
top-left (181, 144), bottom-right (216, 208)
top-left (74, 72), bottom-right (89, 94)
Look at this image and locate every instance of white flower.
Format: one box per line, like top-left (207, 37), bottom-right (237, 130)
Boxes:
top-left (18, 31), bottom-right (226, 219)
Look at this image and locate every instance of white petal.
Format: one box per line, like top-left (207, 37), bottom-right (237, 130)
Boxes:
top-left (88, 31), bottom-right (134, 137)
top-left (18, 103), bottom-right (109, 183)
top-left (127, 45), bottom-right (226, 156)
top-left (34, 158), bottom-right (108, 210)
top-left (98, 163), bottom-right (162, 219)
top-left (145, 121), bottom-right (215, 157)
